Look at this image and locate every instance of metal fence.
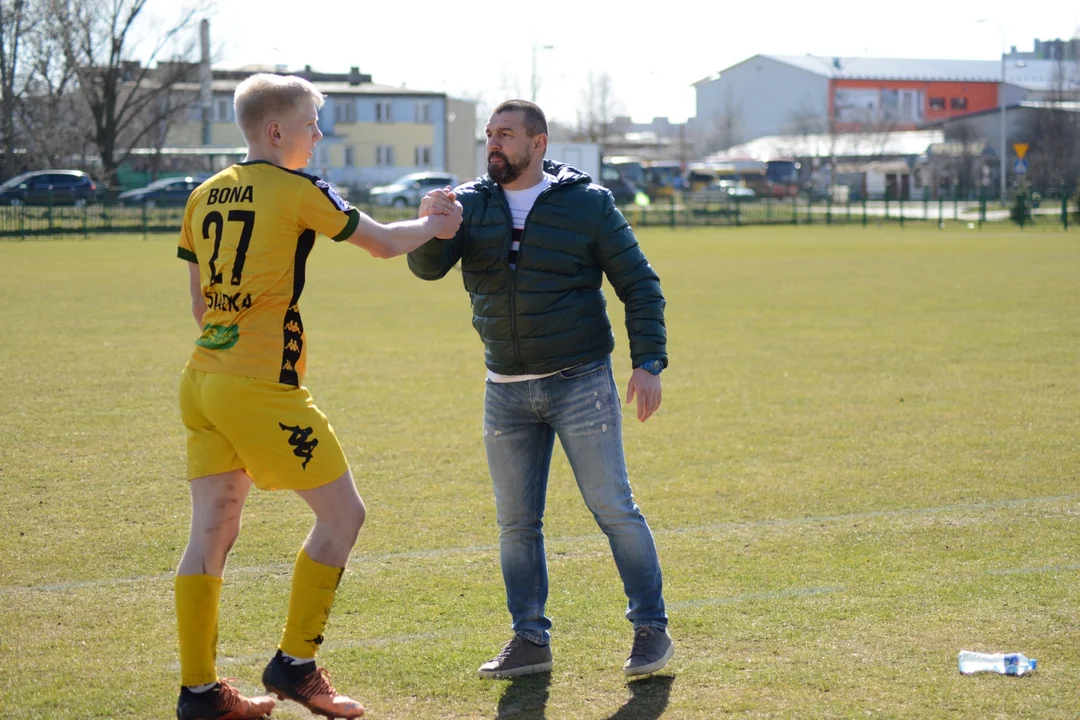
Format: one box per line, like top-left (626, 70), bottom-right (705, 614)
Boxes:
top-left (628, 188), bottom-right (1079, 231)
top-left (0, 192), bottom-right (1077, 240)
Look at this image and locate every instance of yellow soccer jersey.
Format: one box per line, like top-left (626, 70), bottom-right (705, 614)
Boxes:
top-left (177, 161), bottom-right (359, 386)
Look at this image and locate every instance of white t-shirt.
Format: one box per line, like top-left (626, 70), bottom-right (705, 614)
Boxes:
top-left (504, 173), bottom-right (556, 229)
top-left (487, 173), bottom-right (563, 384)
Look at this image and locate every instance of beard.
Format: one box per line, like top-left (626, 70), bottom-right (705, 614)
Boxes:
top-left (487, 150), bottom-right (532, 185)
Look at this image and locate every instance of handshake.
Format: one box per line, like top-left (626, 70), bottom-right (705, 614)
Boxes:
top-left (419, 186), bottom-right (461, 239)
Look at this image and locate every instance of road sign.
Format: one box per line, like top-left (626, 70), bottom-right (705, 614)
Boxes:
top-left (1013, 143), bottom-right (1029, 159)
top-left (1014, 159), bottom-right (1028, 175)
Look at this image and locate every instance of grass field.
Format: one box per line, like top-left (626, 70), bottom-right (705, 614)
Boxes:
top-left (1, 224), bottom-right (1078, 719)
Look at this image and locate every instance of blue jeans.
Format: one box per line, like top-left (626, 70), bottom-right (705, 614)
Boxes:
top-left (483, 356), bottom-right (667, 645)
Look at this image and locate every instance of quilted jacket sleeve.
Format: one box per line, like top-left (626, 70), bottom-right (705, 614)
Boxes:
top-left (406, 194), bottom-right (471, 280)
top-left (594, 191), bottom-right (668, 369)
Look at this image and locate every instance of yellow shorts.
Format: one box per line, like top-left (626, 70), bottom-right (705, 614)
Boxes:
top-left (179, 367), bottom-right (349, 491)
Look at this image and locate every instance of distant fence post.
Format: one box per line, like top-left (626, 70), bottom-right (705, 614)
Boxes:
top-left (19, 203), bottom-right (25, 240)
top-left (1062, 183), bottom-right (1069, 230)
top-left (862, 194), bottom-right (867, 226)
top-left (791, 194), bottom-right (798, 225)
top-left (669, 195), bottom-right (676, 229)
top-left (826, 194), bottom-right (832, 225)
top-left (899, 190), bottom-right (904, 228)
top-left (938, 193), bottom-right (944, 229)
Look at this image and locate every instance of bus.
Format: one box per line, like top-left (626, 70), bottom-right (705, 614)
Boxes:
top-left (604, 156), bottom-right (645, 187)
top-left (764, 158), bottom-right (801, 198)
top-left (691, 156), bottom-right (802, 198)
top-left (685, 159), bottom-right (765, 196)
top-left (640, 161), bottom-right (685, 200)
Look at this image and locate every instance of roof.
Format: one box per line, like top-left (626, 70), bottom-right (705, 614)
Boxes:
top-left (707, 129), bottom-right (945, 161)
top-left (702, 54), bottom-right (1080, 91)
top-left (933, 99), bottom-right (1080, 124)
top-left (766, 55), bottom-right (1003, 82)
top-left (172, 80), bottom-right (444, 97)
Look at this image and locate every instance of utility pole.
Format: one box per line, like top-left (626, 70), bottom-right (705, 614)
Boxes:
top-left (979, 19), bottom-right (1007, 203)
top-left (530, 43), bottom-right (554, 103)
top-left (199, 19), bottom-right (212, 147)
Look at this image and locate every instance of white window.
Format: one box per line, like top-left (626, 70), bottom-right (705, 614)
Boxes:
top-left (319, 147), bottom-right (330, 166)
top-left (334, 101), bottom-right (356, 124)
top-left (375, 101), bottom-right (393, 123)
top-left (415, 102), bottom-right (432, 123)
top-left (216, 99), bottom-right (230, 122)
top-left (414, 146), bottom-right (432, 167)
top-left (376, 145), bottom-right (394, 167)
top-left (344, 146), bottom-right (354, 167)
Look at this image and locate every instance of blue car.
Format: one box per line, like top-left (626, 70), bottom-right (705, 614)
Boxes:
top-left (0, 169), bottom-right (99, 206)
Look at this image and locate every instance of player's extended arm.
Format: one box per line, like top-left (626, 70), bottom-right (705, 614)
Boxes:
top-left (187, 261), bottom-right (205, 329)
top-left (345, 204), bottom-right (462, 259)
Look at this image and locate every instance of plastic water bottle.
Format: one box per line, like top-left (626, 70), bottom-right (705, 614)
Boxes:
top-left (958, 650), bottom-right (1037, 676)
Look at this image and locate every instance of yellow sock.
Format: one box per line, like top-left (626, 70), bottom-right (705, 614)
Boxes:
top-left (175, 574), bottom-right (221, 687)
top-left (279, 548), bottom-right (344, 659)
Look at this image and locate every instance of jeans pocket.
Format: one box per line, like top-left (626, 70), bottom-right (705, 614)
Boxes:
top-left (557, 358), bottom-right (608, 380)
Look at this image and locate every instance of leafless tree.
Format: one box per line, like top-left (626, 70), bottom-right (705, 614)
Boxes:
top-left (16, 2), bottom-right (87, 170)
top-left (941, 121), bottom-right (983, 196)
top-left (1019, 54), bottom-right (1080, 192)
top-left (706, 85), bottom-right (745, 154)
top-left (786, 95), bottom-right (828, 137)
top-left (49, 0), bottom-right (204, 187)
top-left (575, 71), bottom-right (620, 145)
top-left (0, 0), bottom-right (35, 178)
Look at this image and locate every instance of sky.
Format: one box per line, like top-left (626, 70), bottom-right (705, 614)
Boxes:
top-left (136, 0), bottom-right (1080, 126)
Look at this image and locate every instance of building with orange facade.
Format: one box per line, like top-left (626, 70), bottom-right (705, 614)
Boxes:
top-left (692, 52), bottom-right (1075, 153)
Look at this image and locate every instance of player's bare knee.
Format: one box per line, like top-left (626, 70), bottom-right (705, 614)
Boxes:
top-left (198, 522), bottom-right (240, 562)
top-left (346, 498), bottom-right (366, 536)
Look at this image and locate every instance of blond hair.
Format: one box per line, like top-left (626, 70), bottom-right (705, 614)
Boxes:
top-left (233, 73), bottom-right (325, 143)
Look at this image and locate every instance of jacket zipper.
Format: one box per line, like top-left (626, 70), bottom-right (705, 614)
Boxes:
top-left (497, 182), bottom-right (560, 373)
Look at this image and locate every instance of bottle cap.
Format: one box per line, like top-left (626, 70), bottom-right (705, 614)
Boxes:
top-left (1029, 658), bottom-right (1036, 670)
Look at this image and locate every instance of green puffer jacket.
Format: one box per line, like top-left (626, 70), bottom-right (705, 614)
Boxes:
top-left (407, 160), bottom-right (667, 375)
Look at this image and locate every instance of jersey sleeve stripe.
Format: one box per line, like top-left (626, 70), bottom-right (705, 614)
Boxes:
top-left (177, 246), bottom-right (198, 263)
top-left (332, 208), bottom-right (360, 242)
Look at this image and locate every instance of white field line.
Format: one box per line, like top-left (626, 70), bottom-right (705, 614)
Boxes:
top-left (3, 493), bottom-right (1078, 597)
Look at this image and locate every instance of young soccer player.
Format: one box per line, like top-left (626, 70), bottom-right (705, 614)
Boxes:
top-left (173, 73), bottom-right (461, 720)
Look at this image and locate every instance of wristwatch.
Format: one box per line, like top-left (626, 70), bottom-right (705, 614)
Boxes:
top-left (638, 359), bottom-right (665, 376)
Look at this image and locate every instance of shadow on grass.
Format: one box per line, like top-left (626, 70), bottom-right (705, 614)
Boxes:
top-left (604, 675), bottom-right (675, 720)
top-left (494, 672), bottom-right (552, 719)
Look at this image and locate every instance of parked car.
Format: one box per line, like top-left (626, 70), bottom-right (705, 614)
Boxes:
top-left (0, 169), bottom-right (98, 206)
top-left (118, 175), bottom-right (210, 207)
top-left (692, 180), bottom-right (756, 203)
top-left (369, 172), bottom-right (458, 207)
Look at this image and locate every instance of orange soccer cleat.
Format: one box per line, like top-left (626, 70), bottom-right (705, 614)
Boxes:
top-left (176, 678), bottom-right (276, 720)
top-left (262, 650), bottom-right (364, 718)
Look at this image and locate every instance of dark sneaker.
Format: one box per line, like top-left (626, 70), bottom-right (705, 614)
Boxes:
top-left (477, 635), bottom-right (554, 679)
top-left (262, 650), bottom-right (364, 718)
top-left (176, 678), bottom-right (276, 720)
top-left (623, 626), bottom-right (674, 677)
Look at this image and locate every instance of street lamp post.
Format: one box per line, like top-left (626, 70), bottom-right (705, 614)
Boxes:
top-left (530, 44), bottom-right (554, 103)
top-left (979, 19), bottom-right (1007, 203)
